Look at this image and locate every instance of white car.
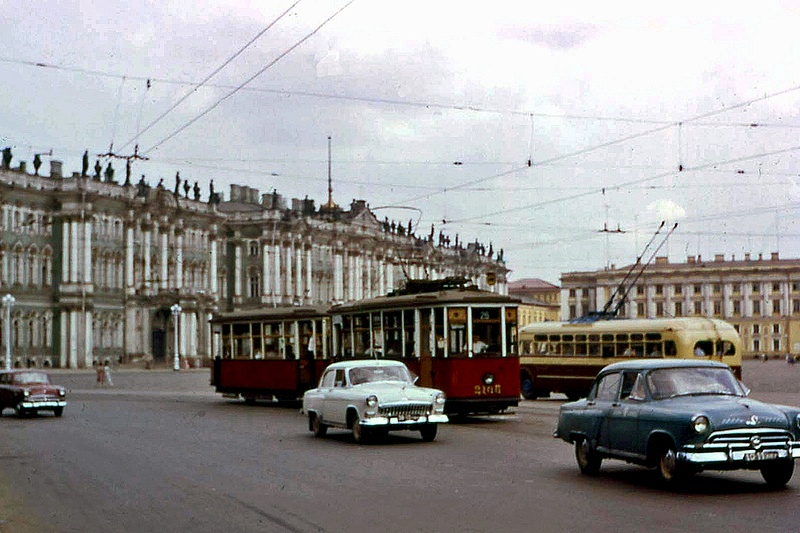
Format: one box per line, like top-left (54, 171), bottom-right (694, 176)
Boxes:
top-left (302, 360), bottom-right (448, 443)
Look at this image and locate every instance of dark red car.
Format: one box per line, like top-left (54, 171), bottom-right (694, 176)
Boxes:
top-left (0, 370), bottom-right (67, 417)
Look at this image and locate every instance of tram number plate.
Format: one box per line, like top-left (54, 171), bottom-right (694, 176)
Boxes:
top-left (744, 451), bottom-right (779, 461)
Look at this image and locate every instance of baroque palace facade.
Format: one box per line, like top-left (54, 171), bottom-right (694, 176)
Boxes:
top-left (0, 157), bottom-right (508, 368)
top-left (561, 253), bottom-right (800, 358)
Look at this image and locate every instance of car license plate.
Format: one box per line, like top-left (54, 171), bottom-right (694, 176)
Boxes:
top-left (744, 451), bottom-right (779, 461)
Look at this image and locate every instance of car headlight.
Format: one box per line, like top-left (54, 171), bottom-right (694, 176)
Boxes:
top-left (366, 395), bottom-right (378, 407)
top-left (483, 373), bottom-right (495, 386)
top-left (23, 390), bottom-right (30, 397)
top-left (795, 413), bottom-right (800, 430)
top-left (435, 393), bottom-right (446, 405)
top-left (59, 389), bottom-right (66, 397)
top-left (692, 415), bottom-right (710, 434)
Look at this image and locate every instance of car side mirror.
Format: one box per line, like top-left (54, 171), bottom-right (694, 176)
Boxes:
top-left (412, 374), bottom-right (419, 384)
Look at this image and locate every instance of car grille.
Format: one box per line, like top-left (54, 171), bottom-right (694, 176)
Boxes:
top-left (707, 428), bottom-right (792, 449)
top-left (28, 394), bottom-right (58, 402)
top-left (378, 402), bottom-right (432, 418)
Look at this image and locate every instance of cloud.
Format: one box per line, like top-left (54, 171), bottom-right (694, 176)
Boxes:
top-left (646, 199), bottom-right (686, 222)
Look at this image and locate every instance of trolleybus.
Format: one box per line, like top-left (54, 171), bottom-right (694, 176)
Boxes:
top-left (518, 317), bottom-right (743, 401)
top-left (210, 305), bottom-right (331, 403)
top-left (330, 278), bottom-right (521, 415)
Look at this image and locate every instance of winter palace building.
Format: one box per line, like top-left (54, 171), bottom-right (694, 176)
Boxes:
top-left (0, 156), bottom-right (508, 368)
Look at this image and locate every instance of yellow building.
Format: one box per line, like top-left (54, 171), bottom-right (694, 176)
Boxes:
top-left (508, 278), bottom-right (561, 326)
top-left (561, 253), bottom-right (800, 359)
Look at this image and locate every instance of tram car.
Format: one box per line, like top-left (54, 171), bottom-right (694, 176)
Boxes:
top-left (210, 305), bottom-right (331, 403)
top-left (329, 278), bottom-right (520, 416)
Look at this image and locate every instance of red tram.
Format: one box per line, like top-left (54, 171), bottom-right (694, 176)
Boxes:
top-left (210, 306), bottom-right (331, 403)
top-left (330, 279), bottom-right (520, 415)
top-left (210, 279), bottom-right (520, 416)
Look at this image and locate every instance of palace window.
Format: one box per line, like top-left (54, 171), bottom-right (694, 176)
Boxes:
top-left (674, 285), bottom-right (682, 295)
top-left (674, 301), bottom-right (683, 316)
top-left (249, 241), bottom-right (260, 256)
top-left (694, 284), bottom-right (702, 294)
top-left (753, 300), bottom-right (761, 315)
top-left (249, 274), bottom-right (261, 299)
top-left (733, 300), bottom-right (741, 315)
top-left (773, 299), bottom-right (781, 315)
top-left (694, 301), bottom-right (702, 315)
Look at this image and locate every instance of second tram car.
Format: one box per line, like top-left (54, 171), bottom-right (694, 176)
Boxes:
top-left (329, 278), bottom-right (520, 415)
top-left (210, 305), bottom-right (331, 403)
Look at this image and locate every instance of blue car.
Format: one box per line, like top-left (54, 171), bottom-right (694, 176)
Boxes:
top-left (554, 359), bottom-right (800, 487)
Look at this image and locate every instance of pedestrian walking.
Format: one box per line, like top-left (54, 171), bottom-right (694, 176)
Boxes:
top-left (103, 361), bottom-right (113, 387)
top-left (95, 363), bottom-right (104, 387)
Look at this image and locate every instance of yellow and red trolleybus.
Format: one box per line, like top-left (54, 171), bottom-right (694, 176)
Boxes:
top-left (329, 278), bottom-right (521, 416)
top-left (210, 305), bottom-right (331, 403)
top-left (518, 317), bottom-right (743, 401)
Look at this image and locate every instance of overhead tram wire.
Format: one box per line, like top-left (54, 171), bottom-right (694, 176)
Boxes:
top-left (444, 132), bottom-right (800, 227)
top-left (7, 53), bottom-right (800, 130)
top-left (405, 82), bottom-right (800, 209)
top-left (140, 0), bottom-right (357, 156)
top-left (118, 0), bottom-right (301, 153)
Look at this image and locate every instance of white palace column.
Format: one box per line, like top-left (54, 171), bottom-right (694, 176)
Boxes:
top-left (334, 248), bottom-right (344, 303)
top-left (83, 217), bottom-right (93, 367)
top-left (175, 229), bottom-right (184, 292)
top-left (284, 241), bottom-right (293, 303)
top-left (273, 243), bottom-right (282, 304)
top-left (377, 256), bottom-right (385, 296)
top-left (305, 245), bottom-right (313, 303)
top-left (159, 224), bottom-right (168, 290)
top-left (70, 219), bottom-right (79, 284)
top-left (209, 231), bottom-right (218, 298)
top-left (386, 260), bottom-right (394, 293)
top-left (348, 252), bottom-right (356, 301)
top-left (295, 241), bottom-right (304, 303)
top-left (125, 221), bottom-right (135, 296)
top-left (234, 241), bottom-right (243, 302)
top-left (261, 241), bottom-right (271, 304)
top-left (143, 223), bottom-right (152, 292)
top-left (364, 255), bottom-right (372, 299)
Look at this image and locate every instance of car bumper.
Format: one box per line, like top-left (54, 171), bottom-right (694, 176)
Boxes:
top-left (678, 443), bottom-right (800, 464)
top-left (19, 400), bottom-right (67, 409)
top-left (361, 414), bottom-right (449, 427)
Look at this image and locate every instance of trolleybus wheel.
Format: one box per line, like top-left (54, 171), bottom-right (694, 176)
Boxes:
top-left (575, 438), bottom-right (601, 475)
top-left (419, 424), bottom-right (438, 442)
top-left (760, 459), bottom-right (794, 488)
top-left (310, 413), bottom-right (327, 438)
top-left (520, 373), bottom-right (538, 400)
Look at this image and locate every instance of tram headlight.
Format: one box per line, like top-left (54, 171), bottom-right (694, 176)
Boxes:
top-left (483, 373), bottom-right (495, 386)
top-left (795, 413), bottom-right (800, 430)
top-left (366, 395), bottom-right (378, 408)
top-left (692, 415), bottom-right (710, 434)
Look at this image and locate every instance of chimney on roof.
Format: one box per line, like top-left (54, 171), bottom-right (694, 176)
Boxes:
top-left (655, 256), bottom-right (668, 265)
top-left (687, 256), bottom-right (696, 264)
top-left (759, 253), bottom-right (763, 261)
top-left (50, 160), bottom-right (62, 178)
top-left (714, 254), bottom-right (724, 262)
top-left (771, 252), bottom-right (779, 261)
top-left (745, 253), bottom-right (751, 261)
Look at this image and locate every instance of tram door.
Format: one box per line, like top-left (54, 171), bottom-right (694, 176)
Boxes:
top-left (418, 308), bottom-right (433, 387)
top-left (298, 320), bottom-right (315, 389)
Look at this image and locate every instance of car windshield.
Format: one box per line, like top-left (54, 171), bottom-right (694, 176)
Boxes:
top-left (14, 372), bottom-right (51, 385)
top-left (348, 365), bottom-right (412, 385)
top-left (646, 367), bottom-right (743, 400)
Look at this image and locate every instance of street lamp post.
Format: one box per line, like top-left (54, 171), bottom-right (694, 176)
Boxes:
top-left (3, 294), bottom-right (15, 370)
top-left (171, 303), bottom-right (182, 371)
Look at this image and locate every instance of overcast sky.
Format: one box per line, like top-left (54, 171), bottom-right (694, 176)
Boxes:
top-left (3, 1), bottom-right (800, 284)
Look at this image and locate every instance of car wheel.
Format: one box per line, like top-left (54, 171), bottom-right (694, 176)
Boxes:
top-left (420, 424), bottom-right (438, 442)
top-left (54, 407), bottom-right (64, 418)
top-left (14, 404), bottom-right (26, 418)
top-left (310, 413), bottom-right (327, 437)
top-left (575, 438), bottom-right (602, 475)
top-left (656, 445), bottom-right (689, 484)
top-left (520, 374), bottom-right (538, 400)
top-left (760, 459), bottom-right (794, 488)
top-left (351, 413), bottom-right (367, 444)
